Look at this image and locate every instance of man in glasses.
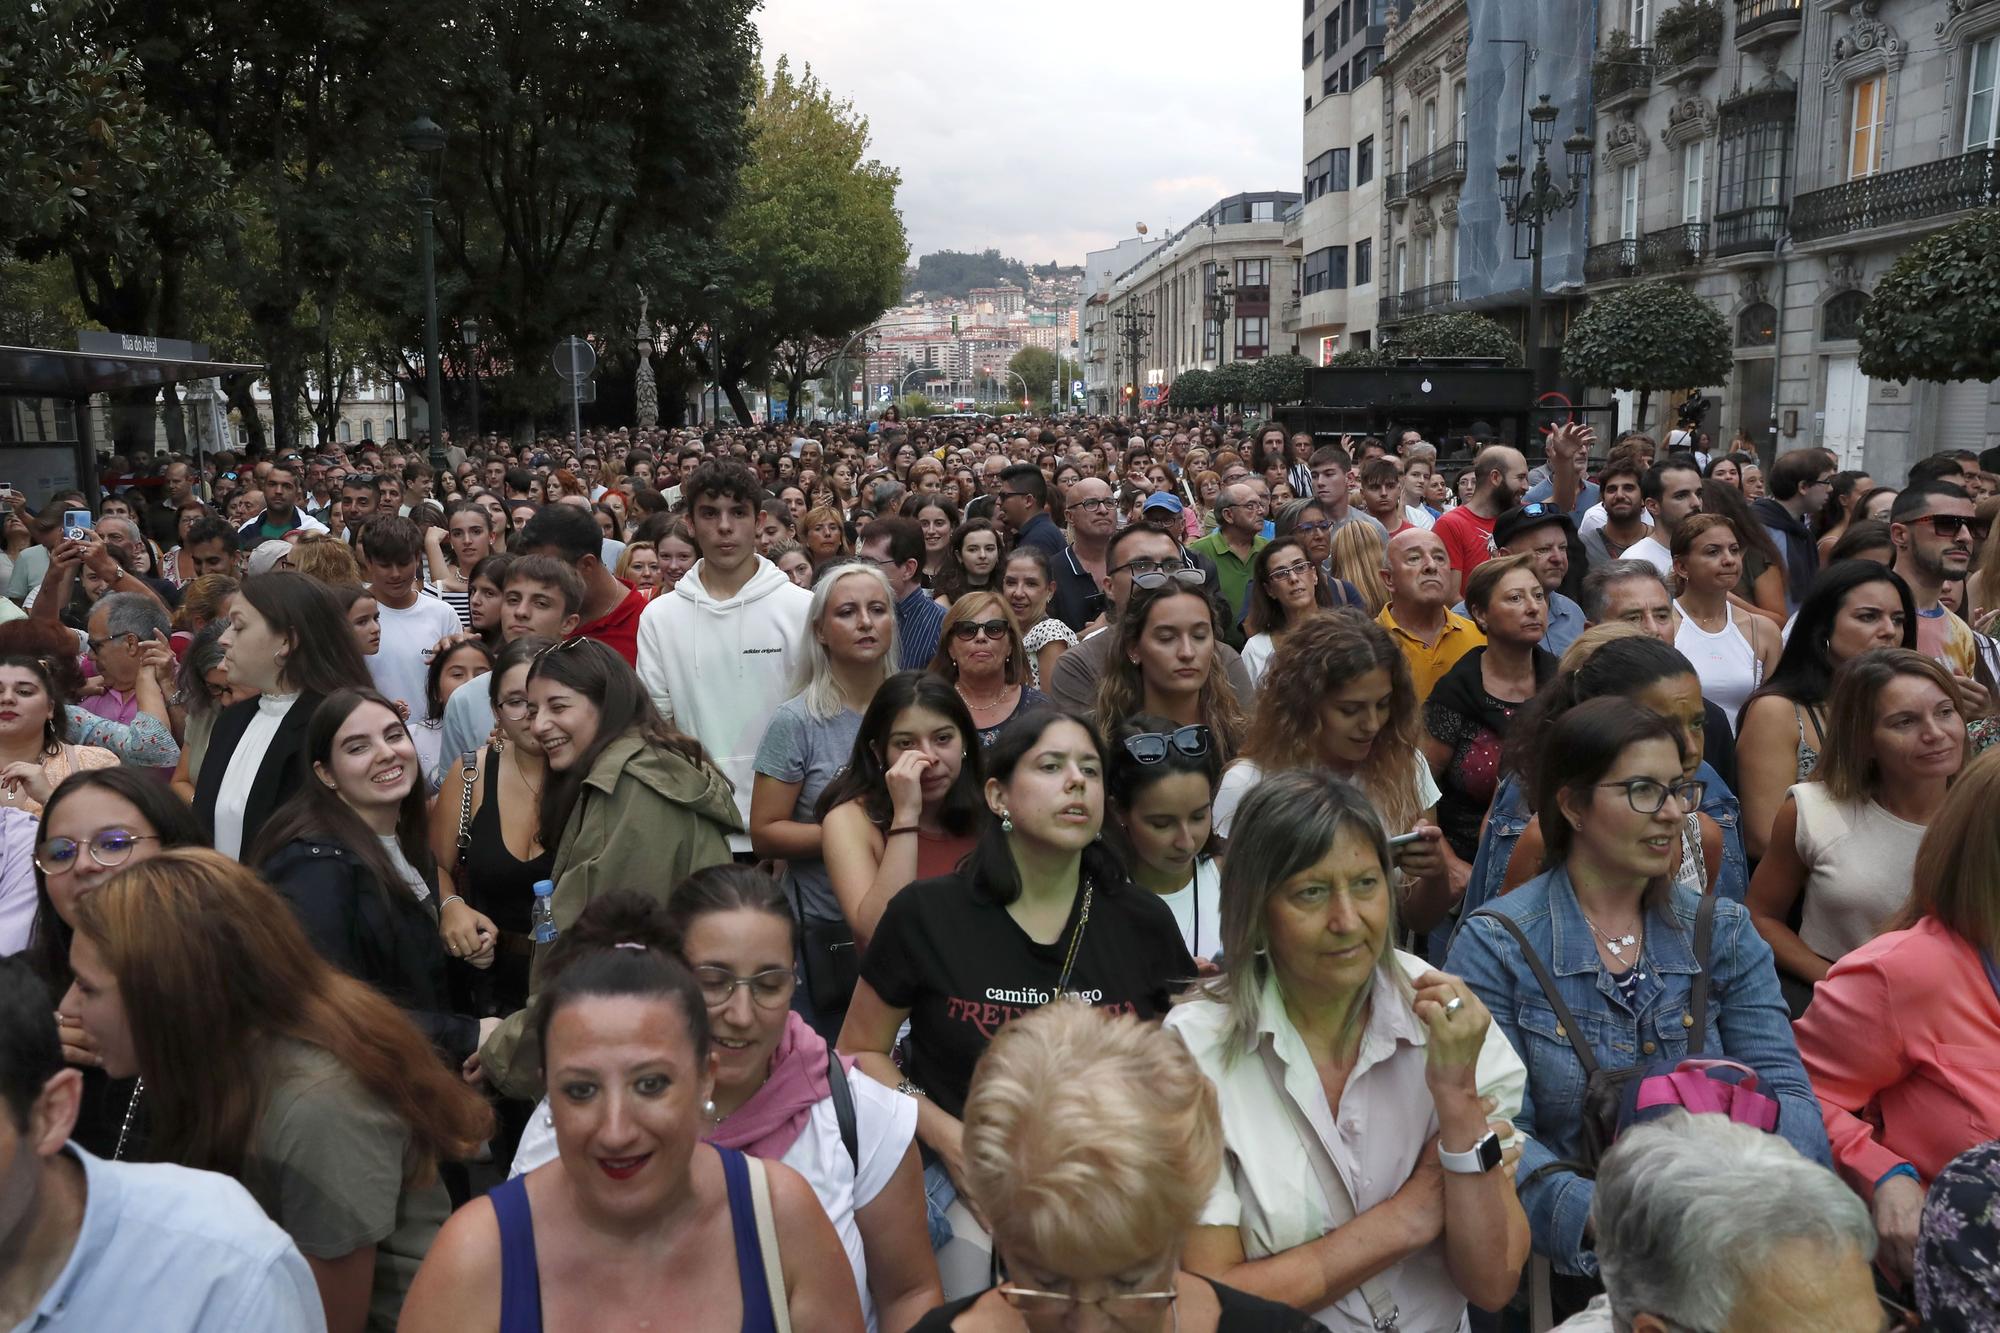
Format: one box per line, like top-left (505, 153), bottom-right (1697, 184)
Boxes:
top-left (1186, 482), bottom-right (1269, 625)
top-left (1890, 479), bottom-right (1988, 686)
top-left (1050, 477), bottom-right (1118, 631)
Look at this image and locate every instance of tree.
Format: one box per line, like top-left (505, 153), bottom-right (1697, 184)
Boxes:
top-left (1008, 346), bottom-right (1082, 411)
top-left (1563, 280), bottom-right (1730, 427)
top-left (1248, 352), bottom-right (1312, 406)
top-left (1170, 368), bottom-right (1215, 410)
top-left (904, 248), bottom-right (1030, 299)
top-left (712, 58), bottom-right (907, 423)
top-left (1858, 209), bottom-right (2000, 385)
top-left (1210, 361), bottom-right (1253, 408)
top-left (1392, 313), bottom-right (1526, 365)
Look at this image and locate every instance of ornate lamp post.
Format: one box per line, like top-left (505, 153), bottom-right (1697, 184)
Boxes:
top-left (1208, 261), bottom-right (1236, 369)
top-left (459, 316), bottom-right (481, 442)
top-left (399, 111), bottom-right (449, 471)
top-left (1496, 94), bottom-right (1593, 397)
top-left (1113, 305), bottom-right (1154, 420)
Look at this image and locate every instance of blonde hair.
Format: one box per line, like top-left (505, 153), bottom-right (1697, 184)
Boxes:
top-left (1329, 520), bottom-right (1390, 614)
top-left (613, 540), bottom-right (655, 582)
top-left (288, 533), bottom-right (363, 587)
top-left (962, 1003), bottom-right (1222, 1273)
top-left (1894, 745), bottom-right (2000, 954)
top-left (929, 590), bottom-right (1029, 685)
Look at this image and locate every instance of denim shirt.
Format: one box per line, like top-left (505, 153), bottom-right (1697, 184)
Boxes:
top-left (1444, 865), bottom-right (1829, 1276)
top-left (1438, 760), bottom-right (1748, 967)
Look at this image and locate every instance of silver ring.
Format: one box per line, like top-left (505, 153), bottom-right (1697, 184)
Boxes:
top-left (1444, 996), bottom-right (1464, 1016)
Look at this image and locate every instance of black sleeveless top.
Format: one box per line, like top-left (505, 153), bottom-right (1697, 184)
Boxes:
top-left (465, 745), bottom-right (555, 935)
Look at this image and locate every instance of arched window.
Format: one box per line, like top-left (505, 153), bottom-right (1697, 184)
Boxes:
top-left (1736, 302), bottom-right (1777, 348)
top-left (1821, 290), bottom-right (1866, 342)
top-left (337, 420), bottom-right (351, 442)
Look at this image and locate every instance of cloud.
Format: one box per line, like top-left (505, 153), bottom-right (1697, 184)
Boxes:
top-left (753, 0), bottom-right (1302, 265)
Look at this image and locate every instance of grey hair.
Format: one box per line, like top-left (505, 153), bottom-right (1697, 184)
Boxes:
top-left (1403, 441), bottom-right (1438, 466)
top-left (1579, 559), bottom-right (1675, 623)
top-left (1200, 768), bottom-right (1411, 1055)
top-left (1594, 1111), bottom-right (1875, 1332)
top-left (97, 514), bottom-right (143, 546)
top-left (869, 479), bottom-right (906, 511)
top-left (174, 620), bottom-right (230, 717)
top-left (791, 559), bottom-right (901, 723)
top-left (98, 590), bottom-right (171, 641)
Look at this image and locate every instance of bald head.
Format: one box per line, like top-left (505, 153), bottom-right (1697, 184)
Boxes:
top-left (1385, 527), bottom-right (1450, 609)
top-left (1472, 445), bottom-right (1530, 512)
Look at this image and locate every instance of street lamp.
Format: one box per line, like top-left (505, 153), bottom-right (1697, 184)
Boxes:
top-left (1208, 261), bottom-right (1235, 369)
top-left (459, 316), bottom-right (480, 442)
top-left (1496, 93), bottom-right (1592, 398)
top-left (701, 282), bottom-right (725, 427)
top-left (1112, 306), bottom-right (1154, 421)
top-left (399, 110), bottom-right (449, 471)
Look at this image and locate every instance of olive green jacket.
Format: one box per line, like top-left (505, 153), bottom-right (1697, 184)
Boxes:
top-left (478, 728), bottom-right (741, 1098)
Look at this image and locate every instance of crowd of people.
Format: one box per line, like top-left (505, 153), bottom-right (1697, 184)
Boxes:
top-left (2, 408), bottom-right (1998, 1333)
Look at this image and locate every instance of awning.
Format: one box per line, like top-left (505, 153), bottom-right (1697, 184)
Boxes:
top-left (0, 345), bottom-right (262, 397)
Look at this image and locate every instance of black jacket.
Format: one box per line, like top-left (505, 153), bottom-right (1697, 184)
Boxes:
top-left (1752, 496), bottom-right (1818, 610)
top-left (260, 836), bottom-right (477, 1065)
top-left (194, 692), bottom-right (323, 856)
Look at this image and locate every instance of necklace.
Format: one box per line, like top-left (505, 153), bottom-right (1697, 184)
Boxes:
top-left (509, 745), bottom-right (544, 801)
top-left (1579, 906), bottom-right (1643, 961)
top-left (114, 1078), bottom-right (145, 1160)
top-left (957, 681), bottom-right (1009, 710)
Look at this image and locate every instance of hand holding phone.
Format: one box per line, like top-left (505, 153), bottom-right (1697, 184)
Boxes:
top-left (63, 510), bottom-right (94, 543)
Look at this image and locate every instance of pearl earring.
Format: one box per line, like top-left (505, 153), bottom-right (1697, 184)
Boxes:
top-left (703, 1097), bottom-right (717, 1119)
top-left (1000, 810), bottom-right (1013, 834)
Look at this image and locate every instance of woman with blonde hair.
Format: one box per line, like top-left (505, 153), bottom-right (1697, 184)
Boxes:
top-left (1328, 521), bottom-right (1390, 616)
top-left (913, 1002), bottom-right (1318, 1332)
top-left (66, 848), bottom-right (493, 1331)
top-left (927, 591), bottom-right (1048, 746)
top-left (1166, 771), bottom-right (1528, 1332)
top-left (1214, 610), bottom-right (1454, 931)
top-left (1096, 580), bottom-right (1245, 767)
top-left (805, 503), bottom-right (854, 569)
top-left (611, 539), bottom-right (661, 597)
top-left (289, 532), bottom-right (365, 587)
top-left (170, 572), bottom-right (240, 638)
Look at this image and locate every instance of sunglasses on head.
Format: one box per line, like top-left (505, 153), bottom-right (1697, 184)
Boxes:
top-left (1130, 568), bottom-right (1207, 592)
top-left (952, 618), bottom-right (1011, 642)
top-left (1121, 725), bottom-right (1211, 763)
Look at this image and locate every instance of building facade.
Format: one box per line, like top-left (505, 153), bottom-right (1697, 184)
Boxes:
top-left (1100, 193), bottom-right (1302, 411)
top-left (1377, 0), bottom-right (1473, 332)
top-left (1077, 236), bottom-right (1162, 413)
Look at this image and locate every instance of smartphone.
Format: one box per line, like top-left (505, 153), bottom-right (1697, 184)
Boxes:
top-left (0, 482), bottom-right (13, 496)
top-left (63, 510), bottom-right (93, 542)
top-left (1386, 831), bottom-right (1425, 849)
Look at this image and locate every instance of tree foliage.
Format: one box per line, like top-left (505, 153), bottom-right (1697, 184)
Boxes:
top-left (904, 248), bottom-right (1030, 299)
top-left (1248, 352), bottom-right (1312, 406)
top-left (1393, 313), bottom-right (1527, 366)
top-left (1210, 361), bottom-right (1254, 407)
top-left (1170, 368), bottom-right (1215, 409)
top-left (1563, 281), bottom-right (1729, 425)
top-left (1858, 209), bottom-right (2000, 384)
top-left (1009, 346), bottom-right (1082, 411)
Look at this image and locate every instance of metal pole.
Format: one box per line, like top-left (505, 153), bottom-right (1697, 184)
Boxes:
top-left (419, 196), bottom-right (446, 472)
top-left (1527, 214), bottom-right (1544, 403)
top-left (468, 354), bottom-right (481, 442)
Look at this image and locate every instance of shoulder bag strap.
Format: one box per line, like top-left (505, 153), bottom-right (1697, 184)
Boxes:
top-left (1256, 1043), bottom-right (1402, 1330)
top-left (745, 1155), bottom-right (794, 1333)
top-left (826, 1043), bottom-right (859, 1174)
top-left (1470, 910), bottom-right (1598, 1078)
top-left (454, 750), bottom-right (479, 872)
top-left (1687, 890), bottom-right (1719, 1058)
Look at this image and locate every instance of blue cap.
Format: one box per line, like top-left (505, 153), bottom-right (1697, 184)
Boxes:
top-left (1141, 492), bottom-right (1184, 516)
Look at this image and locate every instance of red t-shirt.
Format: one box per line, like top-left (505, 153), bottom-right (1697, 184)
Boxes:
top-left (1431, 506), bottom-right (1497, 578)
top-left (580, 581), bottom-right (648, 666)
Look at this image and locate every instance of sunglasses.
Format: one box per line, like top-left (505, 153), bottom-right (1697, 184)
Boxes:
top-left (1918, 513), bottom-right (1990, 541)
top-left (1121, 725), bottom-right (1212, 763)
top-left (1130, 568), bottom-right (1207, 592)
top-left (952, 619), bottom-right (1011, 642)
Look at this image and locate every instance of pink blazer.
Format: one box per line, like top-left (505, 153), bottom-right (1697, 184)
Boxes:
top-left (1793, 916), bottom-right (2000, 1198)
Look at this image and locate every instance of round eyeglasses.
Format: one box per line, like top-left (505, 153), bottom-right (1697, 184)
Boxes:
top-left (692, 965), bottom-right (797, 1010)
top-left (35, 829), bottom-right (159, 875)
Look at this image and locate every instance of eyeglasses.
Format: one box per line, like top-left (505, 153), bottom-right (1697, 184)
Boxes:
top-left (952, 619), bottom-right (1011, 642)
top-left (997, 1286), bottom-right (1179, 1328)
top-left (1130, 568), bottom-right (1207, 592)
top-left (692, 965), bottom-right (796, 1010)
top-left (532, 635), bottom-right (592, 667)
top-left (1122, 725), bottom-right (1212, 763)
top-left (1597, 777), bottom-right (1706, 814)
top-left (1291, 519), bottom-right (1333, 534)
top-left (1265, 560), bottom-right (1315, 584)
top-left (497, 696), bottom-right (532, 721)
top-left (1917, 513), bottom-right (1990, 542)
top-left (36, 829), bottom-right (159, 874)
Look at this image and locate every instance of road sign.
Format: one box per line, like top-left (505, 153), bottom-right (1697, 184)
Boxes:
top-left (876, 383), bottom-right (891, 402)
top-left (1071, 379), bottom-right (1085, 403)
top-left (552, 336), bottom-right (596, 382)
top-left (1143, 385), bottom-right (1161, 402)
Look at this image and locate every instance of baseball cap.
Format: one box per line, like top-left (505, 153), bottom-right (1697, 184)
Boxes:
top-left (1492, 502), bottom-right (1574, 549)
top-left (1141, 492), bottom-right (1185, 517)
top-left (246, 540), bottom-right (292, 576)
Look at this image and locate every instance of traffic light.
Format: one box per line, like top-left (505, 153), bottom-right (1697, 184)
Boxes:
top-left (951, 315), bottom-right (960, 334)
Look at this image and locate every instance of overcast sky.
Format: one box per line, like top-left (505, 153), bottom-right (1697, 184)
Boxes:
top-left (754, 0), bottom-right (1302, 268)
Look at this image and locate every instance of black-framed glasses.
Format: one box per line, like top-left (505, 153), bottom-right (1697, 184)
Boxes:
top-left (1130, 568), bottom-right (1207, 592)
top-left (1919, 512), bottom-right (1990, 542)
top-left (691, 965), bottom-right (796, 1010)
top-left (36, 829), bottom-right (158, 874)
top-left (1069, 497), bottom-right (1116, 512)
top-left (1597, 777), bottom-right (1705, 814)
top-left (1122, 725), bottom-right (1211, 763)
top-left (952, 619), bottom-right (1011, 642)
top-left (1110, 557), bottom-right (1177, 577)
top-left (997, 1286), bottom-right (1179, 1327)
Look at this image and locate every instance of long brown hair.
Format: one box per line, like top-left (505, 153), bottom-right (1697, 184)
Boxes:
top-left (1243, 609), bottom-right (1420, 835)
top-left (1094, 583), bottom-right (1244, 763)
top-left (1894, 746), bottom-right (2000, 953)
top-left (1815, 647), bottom-right (1966, 802)
top-left (71, 849), bottom-right (491, 1178)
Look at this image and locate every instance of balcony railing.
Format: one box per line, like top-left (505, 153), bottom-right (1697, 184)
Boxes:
top-left (1640, 222), bottom-right (1709, 273)
top-left (1398, 280), bottom-right (1460, 318)
top-left (1386, 171), bottom-right (1410, 204)
top-left (1734, 0), bottom-right (1803, 45)
top-left (1379, 295), bottom-right (1400, 324)
top-left (1654, 7), bottom-right (1724, 82)
top-left (1713, 204), bottom-right (1788, 255)
top-left (1789, 147), bottom-right (2000, 244)
top-left (1585, 238), bottom-right (1640, 283)
top-left (1406, 141), bottom-right (1467, 194)
top-left (1597, 46), bottom-right (1654, 109)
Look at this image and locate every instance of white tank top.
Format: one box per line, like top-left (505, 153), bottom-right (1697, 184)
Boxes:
top-left (1674, 600), bottom-right (1760, 733)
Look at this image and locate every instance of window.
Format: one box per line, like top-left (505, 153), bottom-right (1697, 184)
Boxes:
top-left (1736, 302), bottom-right (1777, 347)
top-left (1454, 81), bottom-right (1467, 144)
top-left (1236, 258), bottom-right (1271, 288)
top-left (362, 419), bottom-right (375, 441)
top-left (1355, 238), bottom-right (1373, 285)
top-left (1421, 234), bottom-right (1436, 287)
top-left (1304, 0), bottom-right (1314, 14)
top-left (1848, 77), bottom-right (1885, 179)
top-left (1969, 36), bottom-right (1999, 150)
top-left (1305, 151), bottom-right (1334, 201)
top-left (1303, 31), bottom-right (1316, 67)
top-left (1424, 100), bottom-right (1438, 154)
top-left (1717, 95), bottom-right (1793, 214)
top-left (1325, 15), bottom-right (1336, 50)
top-left (1236, 317), bottom-right (1269, 358)
top-left (1356, 136), bottom-right (1375, 184)
top-left (1394, 241), bottom-right (1408, 293)
top-left (1398, 116), bottom-right (1410, 170)
top-left (1302, 246), bottom-right (1349, 294)
top-left (1252, 199), bottom-right (1277, 221)
top-left (1822, 290), bottom-right (1867, 341)
top-left (1629, 0), bottom-right (1649, 40)
top-left (1682, 139), bottom-right (1707, 223)
top-left (338, 420), bottom-right (351, 443)
top-left (1331, 148), bottom-right (1350, 191)
top-left (1619, 164), bottom-right (1640, 240)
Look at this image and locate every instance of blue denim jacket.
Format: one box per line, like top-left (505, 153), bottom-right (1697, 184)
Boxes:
top-left (1437, 761), bottom-right (1748, 966)
top-left (1444, 865), bottom-right (1829, 1276)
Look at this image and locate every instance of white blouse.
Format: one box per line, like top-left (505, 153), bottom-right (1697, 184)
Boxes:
top-left (212, 692), bottom-right (300, 860)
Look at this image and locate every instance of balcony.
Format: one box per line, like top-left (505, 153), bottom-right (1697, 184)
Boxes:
top-left (1386, 171), bottom-right (1410, 207)
top-left (1789, 147), bottom-right (2000, 244)
top-left (1398, 280), bottom-right (1460, 318)
top-left (1281, 294), bottom-right (1302, 333)
top-left (1712, 204), bottom-right (1788, 255)
top-left (1597, 45), bottom-right (1654, 112)
top-left (1379, 295), bottom-right (1400, 325)
top-left (1585, 237), bottom-right (1640, 283)
top-left (1734, 0), bottom-right (1803, 49)
top-left (1406, 141), bottom-right (1467, 194)
top-left (1653, 4), bottom-right (1725, 83)
top-left (1640, 222), bottom-right (1709, 273)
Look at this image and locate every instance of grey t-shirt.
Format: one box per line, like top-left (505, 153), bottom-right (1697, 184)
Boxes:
top-left (1324, 505), bottom-right (1389, 541)
top-left (753, 696), bottom-right (862, 921)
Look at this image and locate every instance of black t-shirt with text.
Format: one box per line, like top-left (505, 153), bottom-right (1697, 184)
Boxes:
top-left (863, 871), bottom-right (1197, 1120)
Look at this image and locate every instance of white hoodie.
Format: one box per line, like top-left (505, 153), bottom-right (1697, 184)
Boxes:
top-left (635, 555), bottom-right (813, 838)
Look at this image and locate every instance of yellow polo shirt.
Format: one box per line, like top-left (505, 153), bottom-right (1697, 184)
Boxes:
top-left (1376, 604), bottom-right (1485, 704)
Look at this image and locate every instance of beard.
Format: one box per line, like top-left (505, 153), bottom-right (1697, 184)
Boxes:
top-left (1490, 481), bottom-right (1519, 511)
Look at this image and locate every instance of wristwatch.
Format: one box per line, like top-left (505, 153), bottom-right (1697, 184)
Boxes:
top-left (1438, 1131), bottom-right (1504, 1175)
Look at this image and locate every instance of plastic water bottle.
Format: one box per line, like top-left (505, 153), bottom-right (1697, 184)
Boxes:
top-left (530, 879), bottom-right (558, 945)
